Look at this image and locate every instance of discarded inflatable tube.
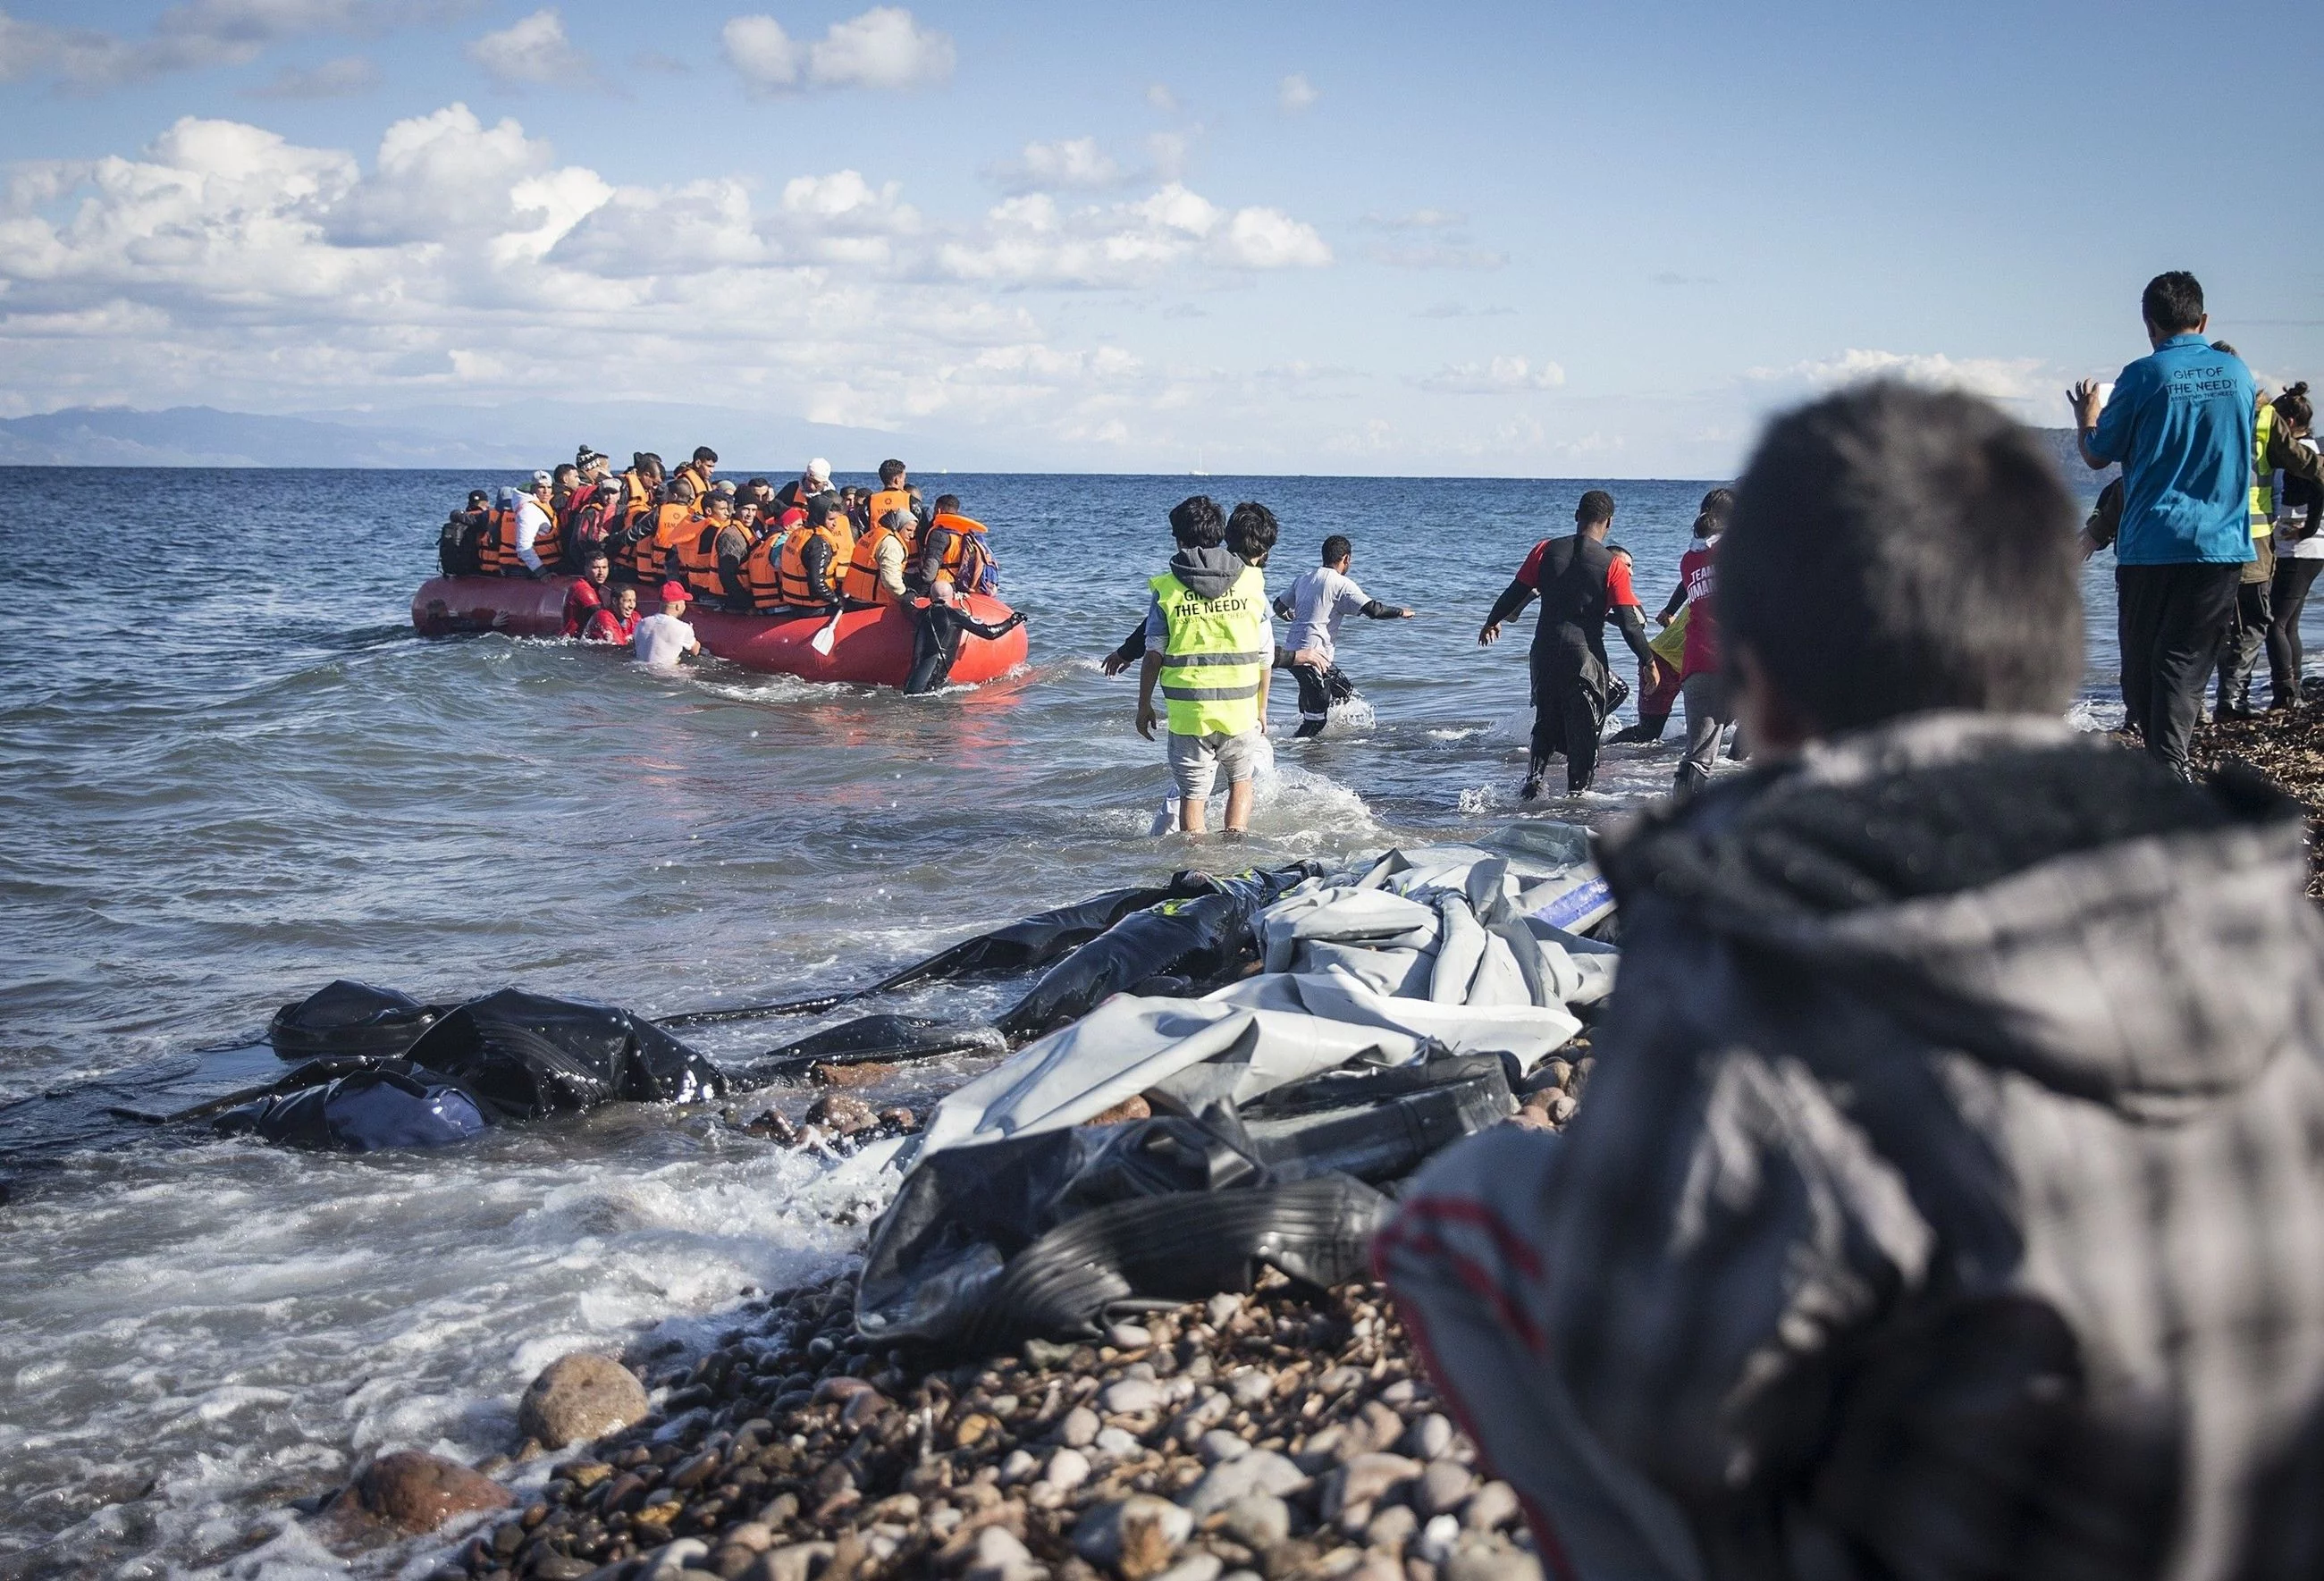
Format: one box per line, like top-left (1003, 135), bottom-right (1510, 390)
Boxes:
top-left (856, 1112), bottom-right (1389, 1349)
top-left (996, 867), bottom-right (1311, 1043)
top-left (398, 988), bottom-right (726, 1121)
top-left (267, 980), bottom-right (448, 1060)
top-left (213, 1064), bottom-right (488, 1152)
top-left (738, 1013), bottom-right (1006, 1084)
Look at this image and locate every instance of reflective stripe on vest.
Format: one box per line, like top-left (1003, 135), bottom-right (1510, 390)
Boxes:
top-left (1152, 565), bottom-right (1270, 736)
top-left (2253, 404), bottom-right (2278, 534)
top-left (840, 523), bottom-right (905, 606)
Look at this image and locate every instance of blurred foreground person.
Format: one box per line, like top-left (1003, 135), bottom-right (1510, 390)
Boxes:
top-left (1381, 382), bottom-right (2324, 1581)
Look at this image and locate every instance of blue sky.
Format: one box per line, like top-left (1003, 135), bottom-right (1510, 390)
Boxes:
top-left (1, 0), bottom-right (2317, 475)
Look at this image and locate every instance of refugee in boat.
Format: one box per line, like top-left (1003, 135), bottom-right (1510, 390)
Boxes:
top-left (666, 490), bottom-right (738, 606)
top-left (842, 509), bottom-right (913, 608)
top-left (438, 489), bottom-right (492, 576)
top-left (481, 472), bottom-right (562, 578)
top-left (1136, 493), bottom-right (1271, 838)
top-left (560, 547), bottom-right (613, 635)
top-left (1273, 533), bottom-right (1415, 738)
top-left (670, 445), bottom-right (718, 503)
top-left (773, 458), bottom-right (838, 517)
top-left (634, 582), bottom-right (702, 669)
top-left (711, 494), bottom-right (755, 611)
top-left (916, 495), bottom-right (998, 603)
top-left (868, 458), bottom-right (929, 551)
top-left (1478, 489), bottom-right (1655, 798)
top-left (1385, 379), bottom-right (2324, 1581)
top-left (1655, 487), bottom-right (1739, 798)
top-left (778, 496), bottom-right (855, 610)
top-left (563, 473), bottom-right (626, 567)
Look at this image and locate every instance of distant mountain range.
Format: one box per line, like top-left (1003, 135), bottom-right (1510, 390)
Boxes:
top-left (0, 402), bottom-right (947, 473)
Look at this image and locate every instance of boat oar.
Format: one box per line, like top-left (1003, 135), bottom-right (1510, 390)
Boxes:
top-left (809, 606), bottom-right (845, 656)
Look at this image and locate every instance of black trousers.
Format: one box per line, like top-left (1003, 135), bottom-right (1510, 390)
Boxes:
top-left (1291, 662), bottom-right (1358, 737)
top-left (1528, 649), bottom-right (1607, 793)
top-left (2269, 556), bottom-right (2324, 707)
top-left (2118, 562), bottom-right (2242, 776)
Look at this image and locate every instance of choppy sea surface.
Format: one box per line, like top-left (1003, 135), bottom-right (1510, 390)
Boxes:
top-left (0, 466), bottom-right (2143, 1577)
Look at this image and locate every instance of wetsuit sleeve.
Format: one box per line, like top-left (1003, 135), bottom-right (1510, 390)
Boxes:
top-left (1516, 541), bottom-right (1548, 584)
top-left (1484, 579), bottom-right (1536, 630)
top-left (2086, 479), bottom-right (2124, 550)
top-left (1273, 593), bottom-right (1295, 620)
top-left (1113, 622), bottom-right (1149, 665)
top-left (919, 530), bottom-right (954, 590)
top-left (804, 536), bottom-right (838, 604)
top-left (1358, 601), bottom-right (1401, 618)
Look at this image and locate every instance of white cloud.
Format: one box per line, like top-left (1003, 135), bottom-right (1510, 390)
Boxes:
top-left (0, 0), bottom-right (408, 89)
top-left (0, 105), bottom-right (1333, 453)
top-left (1416, 356), bottom-right (1566, 394)
top-left (1757, 348), bottom-right (2047, 405)
top-left (721, 5), bottom-right (952, 96)
top-left (986, 138), bottom-right (1123, 195)
top-left (1277, 72), bottom-right (1318, 114)
top-left (467, 9), bottom-right (588, 87)
top-left (1145, 82), bottom-right (1177, 113)
top-left (936, 182), bottom-right (1329, 287)
top-left (242, 54), bottom-right (380, 97)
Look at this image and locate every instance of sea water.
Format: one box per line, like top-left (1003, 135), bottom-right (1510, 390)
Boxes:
top-left (0, 466), bottom-right (2146, 1576)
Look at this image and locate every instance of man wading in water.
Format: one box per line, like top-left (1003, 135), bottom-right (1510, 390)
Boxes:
top-left (1478, 490), bottom-right (1655, 798)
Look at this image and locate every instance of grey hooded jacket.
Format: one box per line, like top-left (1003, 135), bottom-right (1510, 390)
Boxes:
top-left (1540, 713), bottom-right (2324, 1581)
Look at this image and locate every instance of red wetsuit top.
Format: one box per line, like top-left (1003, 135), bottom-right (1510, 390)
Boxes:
top-left (1677, 542), bottom-right (1719, 678)
top-left (580, 607), bottom-right (639, 643)
top-left (561, 580), bottom-right (604, 637)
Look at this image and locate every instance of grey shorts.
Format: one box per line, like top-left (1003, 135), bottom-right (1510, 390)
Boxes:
top-left (1167, 729), bottom-right (1263, 797)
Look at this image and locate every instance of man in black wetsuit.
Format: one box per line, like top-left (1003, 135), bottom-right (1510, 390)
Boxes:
top-left (1478, 489), bottom-right (1655, 799)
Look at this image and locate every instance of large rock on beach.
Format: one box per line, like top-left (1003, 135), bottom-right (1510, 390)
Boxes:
top-left (518, 1353), bottom-right (652, 1450)
top-left (346, 1450), bottom-right (510, 1532)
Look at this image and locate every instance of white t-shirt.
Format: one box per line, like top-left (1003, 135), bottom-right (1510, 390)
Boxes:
top-left (1284, 566), bottom-right (1373, 667)
top-left (513, 494), bottom-right (554, 569)
top-left (2287, 439), bottom-right (2324, 561)
top-left (633, 612), bottom-right (698, 669)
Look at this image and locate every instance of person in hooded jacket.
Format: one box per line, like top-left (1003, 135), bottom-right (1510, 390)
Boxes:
top-left (1136, 499), bottom-right (1273, 836)
top-left (1377, 380), bottom-right (2324, 1581)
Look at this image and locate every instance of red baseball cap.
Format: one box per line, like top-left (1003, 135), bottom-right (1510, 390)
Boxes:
top-left (660, 581), bottom-right (689, 602)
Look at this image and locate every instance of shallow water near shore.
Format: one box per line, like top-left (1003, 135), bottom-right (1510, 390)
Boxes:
top-left (0, 465), bottom-right (2160, 1575)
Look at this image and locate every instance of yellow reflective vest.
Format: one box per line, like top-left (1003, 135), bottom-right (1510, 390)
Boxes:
top-left (2252, 402), bottom-right (2278, 537)
top-left (1152, 564), bottom-right (1270, 736)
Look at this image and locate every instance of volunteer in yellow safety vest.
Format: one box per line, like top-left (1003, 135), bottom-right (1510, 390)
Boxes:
top-left (1135, 517), bottom-right (1271, 837)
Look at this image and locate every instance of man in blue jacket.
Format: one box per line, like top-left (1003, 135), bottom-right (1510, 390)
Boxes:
top-left (2071, 271), bottom-right (2256, 778)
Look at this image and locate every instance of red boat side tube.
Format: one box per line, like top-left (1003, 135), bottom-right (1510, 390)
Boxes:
top-left (410, 575), bottom-right (1029, 688)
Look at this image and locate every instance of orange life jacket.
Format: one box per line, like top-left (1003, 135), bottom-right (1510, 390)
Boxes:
top-left (671, 519), bottom-right (728, 600)
top-left (744, 530), bottom-right (787, 612)
top-left (777, 520), bottom-right (855, 607)
top-left (925, 513), bottom-right (995, 596)
top-left (477, 505), bottom-right (518, 574)
top-left (867, 488), bottom-right (919, 553)
top-left (839, 520), bottom-right (907, 606)
top-left (528, 504), bottom-right (565, 573)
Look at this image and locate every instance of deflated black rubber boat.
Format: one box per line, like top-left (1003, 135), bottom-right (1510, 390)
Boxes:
top-left (851, 1047), bottom-right (1521, 1350)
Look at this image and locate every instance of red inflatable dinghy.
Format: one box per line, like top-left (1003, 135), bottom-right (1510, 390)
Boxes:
top-left (410, 576), bottom-right (1029, 688)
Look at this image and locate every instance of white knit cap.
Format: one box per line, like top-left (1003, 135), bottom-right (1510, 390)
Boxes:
top-left (805, 458), bottom-right (831, 483)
